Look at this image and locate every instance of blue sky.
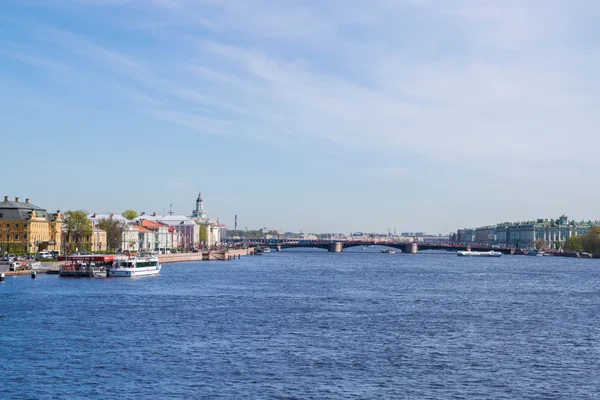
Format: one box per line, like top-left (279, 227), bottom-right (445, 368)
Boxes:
top-left (2, 0), bottom-right (600, 234)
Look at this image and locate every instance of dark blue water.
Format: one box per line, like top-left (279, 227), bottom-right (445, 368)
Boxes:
top-left (2, 249), bottom-right (600, 399)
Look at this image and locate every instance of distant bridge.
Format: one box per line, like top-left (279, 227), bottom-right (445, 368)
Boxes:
top-left (223, 239), bottom-right (515, 254)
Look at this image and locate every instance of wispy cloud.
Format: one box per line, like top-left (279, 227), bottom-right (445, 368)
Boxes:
top-left (5, 0), bottom-right (600, 175)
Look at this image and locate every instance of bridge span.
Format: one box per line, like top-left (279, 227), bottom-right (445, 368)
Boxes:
top-left (223, 239), bottom-right (515, 254)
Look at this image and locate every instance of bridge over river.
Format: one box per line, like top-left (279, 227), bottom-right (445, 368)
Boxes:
top-left (223, 239), bottom-right (515, 255)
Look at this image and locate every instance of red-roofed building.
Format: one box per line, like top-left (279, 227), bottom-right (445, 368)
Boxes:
top-left (135, 219), bottom-right (174, 252)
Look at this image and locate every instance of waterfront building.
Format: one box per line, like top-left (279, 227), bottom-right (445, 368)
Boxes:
top-left (137, 219), bottom-right (173, 251)
top-left (456, 229), bottom-right (475, 243)
top-left (62, 226), bottom-right (107, 253)
top-left (88, 212), bottom-right (137, 252)
top-left (475, 226), bottom-right (496, 243)
top-left (189, 192), bottom-right (221, 248)
top-left (0, 196), bottom-right (62, 254)
top-left (191, 192), bottom-right (207, 219)
top-left (89, 213), bottom-right (129, 226)
top-left (458, 215), bottom-right (597, 249)
top-left (135, 213), bottom-right (199, 249)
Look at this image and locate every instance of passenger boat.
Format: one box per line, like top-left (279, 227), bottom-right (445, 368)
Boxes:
top-left (381, 248), bottom-right (396, 254)
top-left (58, 255), bottom-right (114, 278)
top-left (457, 250), bottom-right (502, 257)
top-left (108, 255), bottom-right (161, 277)
top-left (262, 247), bottom-right (271, 253)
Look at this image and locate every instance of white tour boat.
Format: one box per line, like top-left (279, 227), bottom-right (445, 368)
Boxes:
top-left (108, 256), bottom-right (162, 277)
top-left (262, 247), bottom-right (271, 253)
top-left (457, 250), bottom-right (502, 257)
top-left (381, 248), bottom-right (396, 254)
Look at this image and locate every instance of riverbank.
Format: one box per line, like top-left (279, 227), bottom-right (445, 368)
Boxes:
top-left (158, 248), bottom-right (255, 264)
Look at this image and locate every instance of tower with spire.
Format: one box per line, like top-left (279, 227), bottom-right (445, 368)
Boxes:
top-left (192, 191), bottom-right (207, 219)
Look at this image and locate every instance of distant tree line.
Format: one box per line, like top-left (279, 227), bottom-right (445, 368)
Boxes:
top-left (564, 227), bottom-right (600, 253)
top-left (226, 230), bottom-right (280, 238)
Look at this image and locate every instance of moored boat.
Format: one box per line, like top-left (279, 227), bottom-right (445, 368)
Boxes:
top-left (58, 255), bottom-right (115, 278)
top-left (262, 247), bottom-right (271, 253)
top-left (527, 250), bottom-right (544, 256)
top-left (108, 256), bottom-right (161, 277)
top-left (457, 250), bottom-right (502, 257)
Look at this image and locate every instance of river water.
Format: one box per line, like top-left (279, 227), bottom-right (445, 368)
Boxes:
top-left (1, 248), bottom-right (600, 399)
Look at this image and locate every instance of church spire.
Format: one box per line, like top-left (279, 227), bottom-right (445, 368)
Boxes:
top-left (192, 191), bottom-right (207, 219)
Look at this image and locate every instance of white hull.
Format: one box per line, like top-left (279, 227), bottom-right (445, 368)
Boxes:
top-left (109, 265), bottom-right (161, 277)
top-left (457, 250), bottom-right (502, 257)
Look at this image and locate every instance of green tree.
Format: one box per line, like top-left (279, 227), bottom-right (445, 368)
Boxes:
top-left (582, 226), bottom-right (600, 254)
top-left (64, 210), bottom-right (93, 251)
top-left (533, 238), bottom-right (546, 250)
top-left (122, 210), bottom-right (138, 220)
top-left (199, 225), bottom-right (207, 244)
top-left (564, 236), bottom-right (582, 252)
top-left (98, 218), bottom-right (125, 250)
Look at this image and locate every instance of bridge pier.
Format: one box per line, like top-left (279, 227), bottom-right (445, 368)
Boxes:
top-left (328, 242), bottom-right (343, 253)
top-left (405, 242), bottom-right (418, 254)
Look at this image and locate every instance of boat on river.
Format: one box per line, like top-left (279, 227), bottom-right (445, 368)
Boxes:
top-left (457, 250), bottom-right (502, 257)
top-left (381, 248), bottom-right (396, 254)
top-left (527, 250), bottom-right (545, 256)
top-left (262, 247), bottom-right (271, 253)
top-left (58, 255), bottom-right (114, 277)
top-left (108, 255), bottom-right (161, 277)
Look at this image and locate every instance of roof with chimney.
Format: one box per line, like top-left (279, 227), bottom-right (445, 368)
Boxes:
top-left (140, 220), bottom-right (166, 229)
top-left (89, 213), bottom-right (129, 223)
top-left (0, 196), bottom-right (49, 220)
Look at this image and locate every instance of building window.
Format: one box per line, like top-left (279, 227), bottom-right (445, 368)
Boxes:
top-left (24, 234), bottom-right (27, 239)
top-left (14, 234), bottom-right (18, 240)
top-left (15, 224), bottom-right (19, 228)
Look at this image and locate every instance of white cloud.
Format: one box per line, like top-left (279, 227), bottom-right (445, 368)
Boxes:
top-left (6, 0), bottom-right (600, 209)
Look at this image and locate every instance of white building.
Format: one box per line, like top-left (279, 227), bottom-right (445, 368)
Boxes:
top-left (189, 191), bottom-right (221, 248)
top-left (136, 219), bottom-right (174, 251)
top-left (88, 212), bottom-right (138, 252)
top-left (134, 213), bottom-right (199, 250)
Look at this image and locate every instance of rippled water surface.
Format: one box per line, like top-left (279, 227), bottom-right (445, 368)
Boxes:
top-left (2, 249), bottom-right (600, 399)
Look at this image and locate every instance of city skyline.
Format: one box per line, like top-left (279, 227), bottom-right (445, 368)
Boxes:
top-left (2, 1), bottom-right (600, 233)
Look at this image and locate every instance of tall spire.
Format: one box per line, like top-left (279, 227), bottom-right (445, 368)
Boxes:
top-left (192, 191), bottom-right (207, 219)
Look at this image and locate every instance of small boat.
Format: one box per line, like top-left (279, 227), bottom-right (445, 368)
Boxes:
top-left (457, 250), bottom-right (502, 257)
top-left (381, 248), bottom-right (396, 254)
top-left (527, 250), bottom-right (544, 256)
top-left (262, 247), bottom-right (271, 253)
top-left (254, 247), bottom-right (264, 255)
top-left (108, 256), bottom-right (161, 277)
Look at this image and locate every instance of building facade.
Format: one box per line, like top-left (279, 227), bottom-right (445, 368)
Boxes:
top-left (189, 191), bottom-right (221, 248)
top-left (62, 227), bottom-right (107, 253)
top-left (457, 215), bottom-right (596, 249)
top-left (0, 196), bottom-right (62, 254)
top-left (88, 213), bottom-right (138, 252)
top-left (136, 219), bottom-right (174, 251)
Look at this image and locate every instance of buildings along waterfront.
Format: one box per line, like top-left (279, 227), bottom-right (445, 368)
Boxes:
top-left (0, 193), bottom-right (222, 255)
top-left (454, 215), bottom-right (598, 249)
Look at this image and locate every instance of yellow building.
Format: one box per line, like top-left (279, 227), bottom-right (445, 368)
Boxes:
top-left (62, 227), bottom-right (107, 253)
top-left (0, 196), bottom-right (63, 254)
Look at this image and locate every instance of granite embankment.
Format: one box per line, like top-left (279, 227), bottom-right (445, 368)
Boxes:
top-left (158, 248), bottom-right (255, 264)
